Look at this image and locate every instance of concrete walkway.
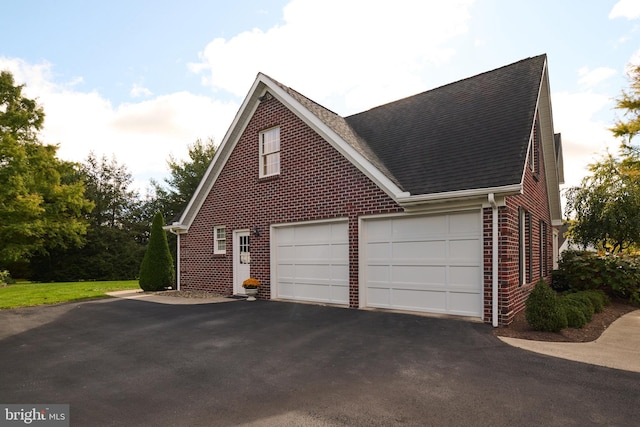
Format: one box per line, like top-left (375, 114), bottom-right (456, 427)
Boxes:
top-left (106, 289), bottom-right (241, 305)
top-left (499, 310), bottom-right (640, 373)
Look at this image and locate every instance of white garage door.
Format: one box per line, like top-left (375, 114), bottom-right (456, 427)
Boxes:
top-left (273, 221), bottom-right (349, 305)
top-left (363, 211), bottom-right (482, 317)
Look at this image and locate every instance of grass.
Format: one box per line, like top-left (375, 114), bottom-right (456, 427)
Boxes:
top-left (0, 280), bottom-right (139, 309)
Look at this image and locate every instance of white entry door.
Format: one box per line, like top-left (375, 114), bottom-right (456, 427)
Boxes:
top-left (233, 230), bottom-right (251, 295)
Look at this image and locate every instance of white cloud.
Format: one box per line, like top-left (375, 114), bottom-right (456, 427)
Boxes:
top-left (609, 0), bottom-right (640, 19)
top-left (577, 66), bottom-right (617, 87)
top-left (130, 84), bottom-right (153, 98)
top-left (627, 48), bottom-right (640, 70)
top-left (552, 90), bottom-right (618, 190)
top-left (0, 57), bottom-right (238, 192)
top-left (189, 0), bottom-right (475, 114)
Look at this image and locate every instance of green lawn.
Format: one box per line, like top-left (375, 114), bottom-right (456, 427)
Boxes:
top-left (0, 280), bottom-right (139, 309)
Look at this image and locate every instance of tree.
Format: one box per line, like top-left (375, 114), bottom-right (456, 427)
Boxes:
top-left (30, 154), bottom-right (146, 281)
top-left (565, 62), bottom-right (640, 253)
top-left (565, 153), bottom-right (640, 253)
top-left (611, 64), bottom-right (640, 152)
top-left (0, 71), bottom-right (92, 266)
top-left (150, 137), bottom-right (217, 222)
top-left (139, 211), bottom-right (174, 291)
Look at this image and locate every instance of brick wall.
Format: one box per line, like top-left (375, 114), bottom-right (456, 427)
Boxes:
top-left (483, 113), bottom-right (555, 325)
top-left (181, 95), bottom-right (556, 326)
top-left (180, 94), bottom-right (402, 304)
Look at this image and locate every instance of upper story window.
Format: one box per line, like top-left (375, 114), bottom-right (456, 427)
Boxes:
top-left (529, 115), bottom-right (541, 175)
top-left (259, 127), bottom-right (280, 177)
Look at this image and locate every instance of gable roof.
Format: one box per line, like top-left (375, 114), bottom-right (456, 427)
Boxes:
top-left (171, 55), bottom-right (563, 230)
top-left (345, 55), bottom-right (546, 195)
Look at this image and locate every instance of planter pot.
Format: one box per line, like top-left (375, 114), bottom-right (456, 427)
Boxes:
top-left (245, 287), bottom-right (258, 301)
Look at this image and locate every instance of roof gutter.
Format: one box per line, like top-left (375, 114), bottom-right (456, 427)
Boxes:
top-left (396, 184), bottom-right (522, 209)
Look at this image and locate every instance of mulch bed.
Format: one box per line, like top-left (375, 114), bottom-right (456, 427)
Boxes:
top-left (492, 299), bottom-right (638, 342)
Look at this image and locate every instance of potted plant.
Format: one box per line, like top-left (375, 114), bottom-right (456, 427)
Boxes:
top-left (242, 278), bottom-right (261, 301)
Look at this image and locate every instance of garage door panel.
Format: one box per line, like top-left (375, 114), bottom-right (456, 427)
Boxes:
top-left (392, 240), bottom-right (446, 260)
top-left (449, 239), bottom-right (481, 261)
top-left (367, 287), bottom-right (390, 307)
top-left (392, 265), bottom-right (446, 284)
top-left (331, 243), bottom-right (349, 260)
top-left (394, 215), bottom-right (446, 238)
top-left (364, 212), bottom-right (482, 318)
top-left (366, 242), bottom-right (390, 260)
top-left (367, 265), bottom-right (390, 282)
top-left (331, 264), bottom-right (349, 281)
top-left (449, 266), bottom-right (481, 288)
top-left (448, 292), bottom-right (482, 316)
top-left (393, 289), bottom-right (447, 312)
top-left (449, 211), bottom-right (481, 233)
top-left (274, 221), bottom-right (349, 306)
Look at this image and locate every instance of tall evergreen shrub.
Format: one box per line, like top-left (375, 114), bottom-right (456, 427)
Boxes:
top-left (138, 212), bottom-right (175, 291)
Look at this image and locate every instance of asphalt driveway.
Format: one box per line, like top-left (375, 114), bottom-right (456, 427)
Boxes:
top-left (0, 299), bottom-right (638, 426)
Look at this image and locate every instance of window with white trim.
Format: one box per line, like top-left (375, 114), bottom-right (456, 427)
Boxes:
top-left (213, 226), bottom-right (226, 254)
top-left (529, 115), bottom-right (541, 175)
top-left (540, 220), bottom-right (548, 277)
top-left (519, 207), bottom-right (527, 286)
top-left (259, 127), bottom-right (280, 177)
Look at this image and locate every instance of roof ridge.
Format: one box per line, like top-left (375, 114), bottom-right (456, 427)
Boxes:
top-left (347, 54), bottom-right (547, 118)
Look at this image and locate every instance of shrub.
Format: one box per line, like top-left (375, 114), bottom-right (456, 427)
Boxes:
top-left (525, 280), bottom-right (568, 332)
top-left (138, 212), bottom-right (175, 292)
top-left (550, 269), bottom-right (571, 292)
top-left (582, 289), bottom-right (609, 313)
top-left (555, 250), bottom-right (640, 304)
top-left (0, 270), bottom-right (10, 285)
top-left (563, 293), bottom-right (594, 322)
top-left (559, 298), bottom-right (587, 328)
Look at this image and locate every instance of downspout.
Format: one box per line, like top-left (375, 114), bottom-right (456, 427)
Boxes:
top-left (488, 193), bottom-right (499, 327)
top-left (168, 230), bottom-right (181, 291)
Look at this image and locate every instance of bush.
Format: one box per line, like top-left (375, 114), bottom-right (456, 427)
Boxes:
top-left (138, 212), bottom-right (175, 292)
top-left (563, 293), bottom-right (594, 322)
top-left (525, 280), bottom-right (568, 332)
top-left (559, 298), bottom-right (587, 328)
top-left (550, 269), bottom-right (571, 292)
top-left (0, 270), bottom-right (10, 285)
top-left (582, 289), bottom-right (609, 313)
top-left (555, 250), bottom-right (640, 304)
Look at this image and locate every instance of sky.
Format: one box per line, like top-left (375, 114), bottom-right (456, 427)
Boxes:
top-left (1, 0), bottom-right (640, 203)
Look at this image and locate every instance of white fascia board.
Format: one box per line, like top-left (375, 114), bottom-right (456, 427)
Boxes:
top-left (260, 75), bottom-right (409, 201)
top-left (538, 61), bottom-right (563, 223)
top-left (176, 76), bottom-right (265, 230)
top-left (518, 58), bottom-right (563, 224)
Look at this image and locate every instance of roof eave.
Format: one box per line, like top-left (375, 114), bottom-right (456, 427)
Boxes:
top-left (397, 184), bottom-right (522, 211)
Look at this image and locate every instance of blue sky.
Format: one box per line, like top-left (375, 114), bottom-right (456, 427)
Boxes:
top-left (1, 0), bottom-right (640, 199)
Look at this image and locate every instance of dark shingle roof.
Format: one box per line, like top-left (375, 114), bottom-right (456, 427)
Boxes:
top-left (344, 55), bottom-right (546, 194)
top-left (268, 78), bottom-right (401, 187)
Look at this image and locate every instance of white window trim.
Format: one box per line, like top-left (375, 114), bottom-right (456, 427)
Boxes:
top-left (519, 208), bottom-right (527, 286)
top-left (259, 127), bottom-right (280, 178)
top-left (214, 226), bottom-right (226, 255)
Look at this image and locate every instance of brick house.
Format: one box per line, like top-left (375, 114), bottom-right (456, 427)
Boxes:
top-left (167, 54), bottom-right (564, 326)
